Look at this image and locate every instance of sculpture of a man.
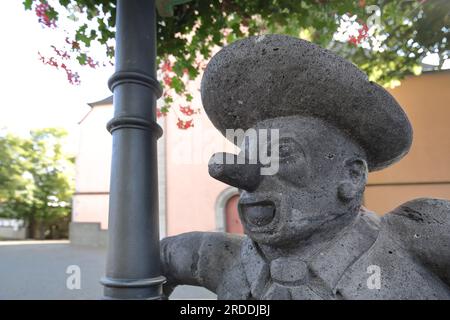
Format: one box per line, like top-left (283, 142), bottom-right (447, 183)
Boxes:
top-left (160, 35), bottom-right (450, 299)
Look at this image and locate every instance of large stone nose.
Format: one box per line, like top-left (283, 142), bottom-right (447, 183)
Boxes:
top-left (208, 152), bottom-right (261, 192)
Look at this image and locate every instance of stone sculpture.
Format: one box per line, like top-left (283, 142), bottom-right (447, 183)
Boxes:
top-left (160, 34), bottom-right (450, 299)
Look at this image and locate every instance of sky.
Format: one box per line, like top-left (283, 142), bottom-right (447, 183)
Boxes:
top-left (0, 0), bottom-right (114, 153)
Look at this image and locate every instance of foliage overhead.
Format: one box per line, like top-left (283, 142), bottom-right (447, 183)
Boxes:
top-left (23, 0), bottom-right (449, 128)
top-left (0, 128), bottom-right (75, 239)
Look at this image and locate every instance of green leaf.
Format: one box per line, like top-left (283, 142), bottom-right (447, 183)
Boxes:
top-left (23, 0), bottom-right (33, 10)
top-left (170, 76), bottom-right (185, 94)
top-left (156, 0), bottom-right (193, 17)
top-left (76, 53), bottom-right (87, 65)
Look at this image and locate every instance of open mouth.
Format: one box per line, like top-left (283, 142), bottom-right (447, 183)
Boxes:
top-left (238, 200), bottom-right (276, 227)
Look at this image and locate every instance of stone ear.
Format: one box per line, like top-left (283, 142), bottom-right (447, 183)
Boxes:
top-left (338, 158), bottom-right (368, 202)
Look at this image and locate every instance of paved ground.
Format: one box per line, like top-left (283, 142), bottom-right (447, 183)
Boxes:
top-left (0, 241), bottom-right (216, 300)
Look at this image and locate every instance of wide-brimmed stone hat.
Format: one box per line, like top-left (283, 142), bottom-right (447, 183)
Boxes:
top-left (201, 34), bottom-right (413, 172)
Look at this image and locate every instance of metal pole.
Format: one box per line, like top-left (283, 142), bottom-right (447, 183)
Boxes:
top-left (101, 0), bottom-right (165, 299)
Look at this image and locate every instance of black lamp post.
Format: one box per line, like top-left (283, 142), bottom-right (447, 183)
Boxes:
top-left (100, 0), bottom-right (164, 300)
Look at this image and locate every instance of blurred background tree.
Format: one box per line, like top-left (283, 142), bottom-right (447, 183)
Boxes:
top-left (22, 0), bottom-right (449, 126)
top-left (0, 128), bottom-right (75, 239)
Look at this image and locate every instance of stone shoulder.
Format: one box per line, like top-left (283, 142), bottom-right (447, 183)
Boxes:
top-left (381, 198), bottom-right (450, 286)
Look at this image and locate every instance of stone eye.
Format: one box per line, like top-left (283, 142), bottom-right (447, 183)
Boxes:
top-left (279, 144), bottom-right (294, 158)
top-left (275, 139), bottom-right (307, 165)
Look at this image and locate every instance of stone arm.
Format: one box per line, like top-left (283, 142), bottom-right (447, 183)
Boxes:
top-left (160, 231), bottom-right (243, 296)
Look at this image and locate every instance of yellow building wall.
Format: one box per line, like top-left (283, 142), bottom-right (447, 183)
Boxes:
top-left (365, 71), bottom-right (450, 214)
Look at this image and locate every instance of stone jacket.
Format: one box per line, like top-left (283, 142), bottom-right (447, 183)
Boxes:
top-left (161, 198), bottom-right (450, 299)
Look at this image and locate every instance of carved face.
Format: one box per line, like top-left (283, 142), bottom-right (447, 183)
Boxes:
top-left (209, 116), bottom-right (368, 247)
